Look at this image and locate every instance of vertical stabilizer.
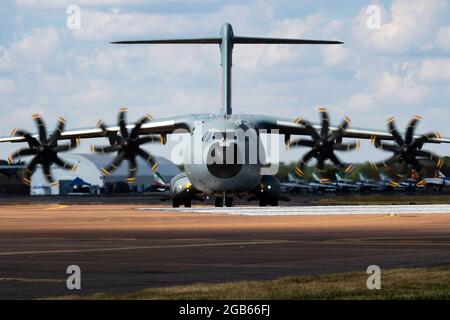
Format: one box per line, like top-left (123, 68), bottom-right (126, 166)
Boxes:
top-left (220, 23), bottom-right (233, 117)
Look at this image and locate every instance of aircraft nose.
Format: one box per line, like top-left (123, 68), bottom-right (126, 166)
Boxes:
top-left (207, 142), bottom-right (243, 179)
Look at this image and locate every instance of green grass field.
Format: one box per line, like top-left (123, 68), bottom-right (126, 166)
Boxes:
top-left (58, 266), bottom-right (450, 300)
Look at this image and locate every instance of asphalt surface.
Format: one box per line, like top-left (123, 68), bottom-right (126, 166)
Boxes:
top-left (1, 203), bottom-right (450, 299)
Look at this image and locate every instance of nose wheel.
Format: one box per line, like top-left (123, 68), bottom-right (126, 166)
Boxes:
top-left (225, 197), bottom-right (234, 207)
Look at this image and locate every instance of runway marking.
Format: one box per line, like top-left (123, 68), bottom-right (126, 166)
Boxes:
top-left (323, 240), bottom-right (450, 247)
top-left (321, 234), bottom-right (450, 247)
top-left (0, 240), bottom-right (293, 257)
top-left (46, 205), bottom-right (69, 210)
top-left (374, 213), bottom-right (397, 220)
top-left (338, 235), bottom-right (450, 241)
top-left (2, 236), bottom-right (449, 258)
top-left (138, 204), bottom-right (450, 216)
top-left (0, 277), bottom-right (64, 283)
top-left (99, 238), bottom-right (137, 241)
top-left (26, 237), bottom-right (64, 240)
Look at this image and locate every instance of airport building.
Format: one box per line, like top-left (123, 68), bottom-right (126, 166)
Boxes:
top-left (30, 154), bottom-right (180, 195)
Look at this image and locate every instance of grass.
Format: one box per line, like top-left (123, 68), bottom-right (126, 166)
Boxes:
top-left (56, 266), bottom-right (450, 300)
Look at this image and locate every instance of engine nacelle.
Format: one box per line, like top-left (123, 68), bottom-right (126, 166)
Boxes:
top-left (251, 175), bottom-right (289, 206)
top-left (258, 175), bottom-right (282, 197)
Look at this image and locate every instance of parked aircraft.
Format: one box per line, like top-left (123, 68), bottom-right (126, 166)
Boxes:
top-left (309, 173), bottom-right (337, 193)
top-left (147, 171), bottom-right (170, 192)
top-left (334, 172), bottom-right (360, 192)
top-left (425, 170), bottom-right (450, 186)
top-left (280, 173), bottom-right (312, 193)
top-left (355, 173), bottom-right (383, 192)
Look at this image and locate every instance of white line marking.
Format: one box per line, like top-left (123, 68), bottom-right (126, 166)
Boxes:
top-left (0, 240), bottom-right (292, 257)
top-left (137, 204), bottom-right (450, 216)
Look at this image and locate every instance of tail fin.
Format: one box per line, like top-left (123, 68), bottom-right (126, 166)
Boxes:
top-left (153, 171), bottom-right (168, 186)
top-left (112, 23), bottom-right (343, 117)
top-left (287, 173), bottom-right (297, 182)
top-left (438, 170), bottom-right (446, 178)
top-left (335, 173), bottom-right (344, 181)
top-left (312, 173), bottom-right (321, 182)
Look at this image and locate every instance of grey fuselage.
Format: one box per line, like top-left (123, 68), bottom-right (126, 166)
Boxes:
top-left (183, 114), bottom-right (265, 194)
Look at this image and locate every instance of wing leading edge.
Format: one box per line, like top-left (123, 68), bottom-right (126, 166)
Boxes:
top-left (253, 115), bottom-right (450, 144)
top-left (0, 114), bottom-right (198, 144)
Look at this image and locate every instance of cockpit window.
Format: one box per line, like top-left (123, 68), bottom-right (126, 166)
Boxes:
top-left (203, 131), bottom-right (237, 142)
top-left (228, 133), bottom-right (238, 140)
top-left (202, 131), bottom-right (212, 142)
top-left (213, 132), bottom-right (224, 140)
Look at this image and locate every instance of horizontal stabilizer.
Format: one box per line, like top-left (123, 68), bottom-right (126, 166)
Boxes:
top-left (110, 24), bottom-right (344, 118)
top-left (111, 37), bottom-right (221, 44)
top-left (234, 36), bottom-right (343, 45)
top-left (112, 37), bottom-right (343, 45)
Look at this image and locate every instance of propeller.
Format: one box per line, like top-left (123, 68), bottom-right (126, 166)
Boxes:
top-left (7, 114), bottom-right (79, 186)
top-left (92, 108), bottom-right (162, 183)
top-left (288, 108), bottom-right (359, 177)
top-left (370, 115), bottom-right (443, 175)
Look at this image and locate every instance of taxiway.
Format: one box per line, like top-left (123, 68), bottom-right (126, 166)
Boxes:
top-left (1, 203), bottom-right (450, 299)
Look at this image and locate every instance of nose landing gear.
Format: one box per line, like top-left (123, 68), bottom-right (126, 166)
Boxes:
top-left (225, 197), bottom-right (234, 207)
top-left (215, 194), bottom-right (234, 207)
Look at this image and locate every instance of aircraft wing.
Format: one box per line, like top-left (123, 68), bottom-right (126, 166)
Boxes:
top-left (253, 115), bottom-right (450, 144)
top-left (0, 114), bottom-right (199, 144)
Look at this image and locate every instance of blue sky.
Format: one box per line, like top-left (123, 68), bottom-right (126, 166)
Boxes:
top-left (0, 0), bottom-right (450, 164)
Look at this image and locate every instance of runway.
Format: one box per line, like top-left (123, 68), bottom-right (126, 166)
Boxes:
top-left (1, 203), bottom-right (450, 299)
top-left (140, 204), bottom-right (450, 215)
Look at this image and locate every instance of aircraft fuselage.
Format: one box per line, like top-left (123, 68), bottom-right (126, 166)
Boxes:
top-left (184, 115), bottom-right (266, 194)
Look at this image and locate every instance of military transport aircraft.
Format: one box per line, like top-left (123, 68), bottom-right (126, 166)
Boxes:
top-left (1, 23), bottom-right (449, 207)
